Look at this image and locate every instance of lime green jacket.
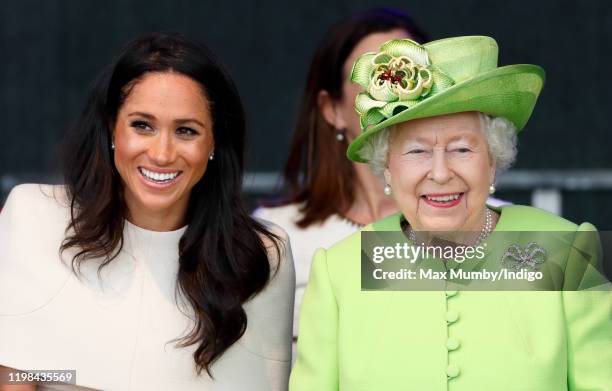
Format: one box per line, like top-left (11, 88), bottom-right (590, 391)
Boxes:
top-left (289, 205), bottom-right (612, 391)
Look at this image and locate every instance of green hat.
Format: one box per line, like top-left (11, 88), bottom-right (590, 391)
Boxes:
top-left (347, 36), bottom-right (545, 163)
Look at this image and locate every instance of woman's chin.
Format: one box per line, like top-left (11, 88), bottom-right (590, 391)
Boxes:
top-left (124, 180), bottom-right (191, 220)
top-left (417, 216), bottom-right (465, 233)
top-left (130, 192), bottom-right (180, 214)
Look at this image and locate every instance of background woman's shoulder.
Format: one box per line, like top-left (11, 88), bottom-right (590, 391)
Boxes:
top-left (253, 203), bottom-right (303, 228)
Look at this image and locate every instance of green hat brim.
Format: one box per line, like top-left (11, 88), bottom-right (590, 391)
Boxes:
top-left (347, 63), bottom-right (545, 163)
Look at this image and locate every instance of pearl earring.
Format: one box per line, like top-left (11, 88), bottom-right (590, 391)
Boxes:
top-left (489, 184), bottom-right (496, 194)
top-left (335, 129), bottom-right (346, 142)
top-left (209, 151), bottom-right (215, 161)
top-left (384, 183), bottom-right (392, 196)
top-left (111, 142), bottom-right (115, 150)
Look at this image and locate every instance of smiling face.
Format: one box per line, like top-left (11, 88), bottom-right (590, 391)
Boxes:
top-left (112, 71), bottom-right (214, 229)
top-left (384, 112), bottom-right (495, 232)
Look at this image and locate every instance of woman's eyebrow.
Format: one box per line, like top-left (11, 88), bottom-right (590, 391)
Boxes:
top-left (402, 135), bottom-right (431, 144)
top-left (127, 111), bottom-right (156, 120)
top-left (127, 112), bottom-right (207, 129)
top-left (446, 131), bottom-right (479, 143)
top-left (174, 118), bottom-right (207, 128)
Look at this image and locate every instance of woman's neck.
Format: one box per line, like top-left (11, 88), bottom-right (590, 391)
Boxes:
top-left (125, 198), bottom-right (188, 232)
top-left (408, 208), bottom-right (500, 246)
top-left (127, 212), bottom-right (185, 232)
top-left (343, 162), bottom-right (398, 226)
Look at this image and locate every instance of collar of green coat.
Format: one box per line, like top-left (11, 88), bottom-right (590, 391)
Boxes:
top-left (367, 203), bottom-right (512, 232)
top-left (366, 203), bottom-right (580, 232)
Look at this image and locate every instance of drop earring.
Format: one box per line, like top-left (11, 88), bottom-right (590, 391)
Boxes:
top-left (489, 184), bottom-right (496, 194)
top-left (335, 128), bottom-right (346, 142)
top-left (111, 142), bottom-right (115, 150)
top-left (209, 151), bottom-right (215, 161)
top-left (384, 183), bottom-right (392, 196)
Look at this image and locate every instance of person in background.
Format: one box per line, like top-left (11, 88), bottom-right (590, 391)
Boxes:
top-left (0, 32), bottom-right (294, 391)
top-left (254, 7), bottom-right (427, 350)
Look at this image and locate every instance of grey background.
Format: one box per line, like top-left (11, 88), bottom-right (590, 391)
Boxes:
top-left (1, 0), bottom-right (611, 226)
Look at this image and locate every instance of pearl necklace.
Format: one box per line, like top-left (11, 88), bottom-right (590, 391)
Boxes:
top-left (407, 208), bottom-right (494, 245)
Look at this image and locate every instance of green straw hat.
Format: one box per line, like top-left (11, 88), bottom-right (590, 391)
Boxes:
top-left (346, 35), bottom-right (545, 162)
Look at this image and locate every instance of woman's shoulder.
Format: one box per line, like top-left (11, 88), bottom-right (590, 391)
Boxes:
top-left (252, 203), bottom-right (302, 226)
top-left (0, 184), bottom-right (72, 315)
top-left (254, 218), bottom-right (295, 278)
top-left (2, 183), bottom-right (70, 217)
top-left (496, 204), bottom-right (594, 231)
top-left (1, 183), bottom-right (72, 237)
top-left (256, 217), bottom-right (290, 253)
top-left (321, 212), bottom-right (402, 260)
top-left (307, 216), bottom-right (387, 288)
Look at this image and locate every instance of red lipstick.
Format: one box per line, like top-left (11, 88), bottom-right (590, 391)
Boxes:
top-left (422, 192), bottom-right (464, 208)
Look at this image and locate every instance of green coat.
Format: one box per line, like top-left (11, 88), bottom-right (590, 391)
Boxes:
top-left (289, 205), bottom-right (612, 391)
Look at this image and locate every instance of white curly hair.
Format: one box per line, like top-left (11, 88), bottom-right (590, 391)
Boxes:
top-left (358, 112), bottom-right (518, 178)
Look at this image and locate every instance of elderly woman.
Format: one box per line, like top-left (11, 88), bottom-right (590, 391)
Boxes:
top-left (0, 33), bottom-right (294, 391)
top-left (289, 36), bottom-right (611, 390)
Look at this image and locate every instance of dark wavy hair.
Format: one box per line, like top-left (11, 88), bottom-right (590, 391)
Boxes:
top-left (279, 8), bottom-right (428, 227)
top-left (60, 32), bottom-right (280, 375)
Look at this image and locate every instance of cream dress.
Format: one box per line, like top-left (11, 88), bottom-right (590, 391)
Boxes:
top-left (0, 184), bottom-right (295, 391)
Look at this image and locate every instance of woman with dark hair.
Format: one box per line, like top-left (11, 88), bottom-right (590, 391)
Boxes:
top-left (254, 7), bottom-right (427, 348)
top-left (0, 32), bottom-right (294, 391)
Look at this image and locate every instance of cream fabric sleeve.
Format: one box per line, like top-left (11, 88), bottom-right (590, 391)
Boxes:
top-left (0, 184), bottom-right (71, 316)
top-left (240, 220), bottom-right (296, 391)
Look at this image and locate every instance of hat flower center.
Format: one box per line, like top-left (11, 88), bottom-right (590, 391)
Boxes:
top-left (369, 54), bottom-right (433, 102)
top-left (350, 38), bottom-right (456, 129)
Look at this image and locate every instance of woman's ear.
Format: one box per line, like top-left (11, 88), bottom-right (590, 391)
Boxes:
top-left (317, 90), bottom-right (347, 130)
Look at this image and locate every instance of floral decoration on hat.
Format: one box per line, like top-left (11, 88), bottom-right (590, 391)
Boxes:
top-left (351, 39), bottom-right (455, 129)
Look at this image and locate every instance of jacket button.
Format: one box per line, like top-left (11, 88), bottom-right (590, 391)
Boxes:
top-left (446, 310), bottom-right (459, 323)
top-left (445, 290), bottom-right (458, 297)
top-left (447, 364), bottom-right (461, 378)
top-left (446, 337), bottom-right (460, 351)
